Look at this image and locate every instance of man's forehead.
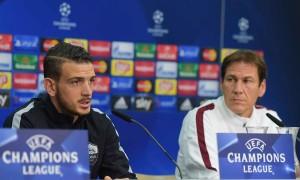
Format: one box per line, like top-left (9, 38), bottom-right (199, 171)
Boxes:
top-left (225, 62), bottom-right (259, 77)
top-left (60, 62), bottom-right (95, 77)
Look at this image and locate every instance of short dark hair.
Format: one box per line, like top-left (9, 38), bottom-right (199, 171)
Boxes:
top-left (44, 42), bottom-right (92, 80)
top-left (221, 50), bottom-right (267, 84)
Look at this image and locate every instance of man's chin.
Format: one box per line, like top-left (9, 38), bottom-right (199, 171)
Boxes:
top-left (77, 108), bottom-right (91, 116)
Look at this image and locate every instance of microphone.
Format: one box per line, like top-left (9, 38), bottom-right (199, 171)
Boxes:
top-left (266, 113), bottom-right (284, 127)
top-left (111, 110), bottom-right (183, 179)
top-left (266, 113), bottom-right (300, 143)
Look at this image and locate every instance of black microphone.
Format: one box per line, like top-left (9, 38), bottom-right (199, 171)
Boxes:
top-left (266, 113), bottom-right (284, 127)
top-left (266, 113), bottom-right (300, 143)
top-left (111, 110), bottom-right (183, 179)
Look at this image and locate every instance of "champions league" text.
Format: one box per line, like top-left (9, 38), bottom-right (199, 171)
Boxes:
top-left (227, 152), bottom-right (286, 173)
top-left (2, 150), bottom-right (78, 176)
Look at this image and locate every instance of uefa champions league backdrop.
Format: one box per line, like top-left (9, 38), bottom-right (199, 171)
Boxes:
top-left (0, 0), bottom-right (299, 175)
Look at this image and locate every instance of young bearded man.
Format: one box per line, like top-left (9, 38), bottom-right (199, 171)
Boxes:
top-left (4, 42), bottom-right (136, 179)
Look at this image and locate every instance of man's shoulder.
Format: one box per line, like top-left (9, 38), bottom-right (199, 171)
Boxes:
top-left (190, 97), bottom-right (219, 114)
top-left (3, 97), bottom-right (43, 127)
top-left (89, 108), bottom-right (112, 124)
top-left (255, 104), bottom-right (279, 115)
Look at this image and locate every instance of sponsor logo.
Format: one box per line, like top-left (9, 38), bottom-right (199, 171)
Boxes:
top-left (13, 54), bottom-right (38, 71)
top-left (177, 97), bottom-right (198, 111)
top-left (93, 60), bottom-right (109, 74)
top-left (41, 38), bottom-right (60, 52)
top-left (0, 72), bottom-right (12, 89)
top-left (13, 35), bottom-right (39, 51)
top-left (0, 91), bottom-right (10, 108)
top-left (155, 79), bottom-right (177, 95)
top-left (0, 53), bottom-right (12, 71)
top-left (53, 2), bottom-right (77, 30)
top-left (199, 64), bottom-right (220, 79)
top-left (156, 44), bottom-right (178, 61)
top-left (147, 10), bottom-right (169, 37)
top-left (111, 77), bottom-right (134, 93)
top-left (93, 76), bottom-right (110, 93)
top-left (12, 91), bottom-right (35, 106)
top-left (0, 34), bottom-right (12, 51)
top-left (134, 96), bottom-right (153, 111)
top-left (232, 17), bottom-right (254, 44)
top-left (201, 48), bottom-right (218, 62)
top-left (64, 38), bottom-right (88, 51)
top-left (91, 93), bottom-right (110, 108)
top-left (134, 61), bottom-right (155, 77)
top-left (135, 79), bottom-right (153, 93)
top-left (111, 59), bottom-right (134, 77)
top-left (178, 46), bottom-right (199, 60)
top-left (221, 48), bottom-right (238, 62)
top-left (135, 43), bottom-right (156, 59)
top-left (156, 61), bottom-right (177, 78)
top-left (111, 96), bottom-right (131, 110)
top-left (112, 41), bottom-right (134, 59)
top-left (88, 143), bottom-right (98, 166)
top-left (177, 80), bottom-right (197, 96)
top-left (13, 73), bottom-right (37, 90)
top-left (154, 96), bottom-right (177, 111)
top-left (178, 63), bottom-right (198, 78)
top-left (198, 80), bottom-right (219, 97)
top-left (39, 55), bottom-right (45, 72)
top-left (88, 40), bottom-right (111, 57)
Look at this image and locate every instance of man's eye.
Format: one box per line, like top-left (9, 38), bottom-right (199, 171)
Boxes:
top-left (244, 79), bottom-right (253, 83)
top-left (226, 78), bottom-right (233, 82)
top-left (71, 80), bottom-right (79, 85)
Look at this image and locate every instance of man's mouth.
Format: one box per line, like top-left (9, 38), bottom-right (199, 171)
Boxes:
top-left (79, 99), bottom-right (91, 108)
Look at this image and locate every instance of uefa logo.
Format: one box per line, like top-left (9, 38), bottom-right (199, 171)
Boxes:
top-left (59, 2), bottom-right (71, 17)
top-left (245, 138), bottom-right (266, 152)
top-left (26, 134), bottom-right (54, 151)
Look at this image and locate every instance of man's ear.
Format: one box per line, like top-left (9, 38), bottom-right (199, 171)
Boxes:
top-left (44, 78), bottom-right (56, 96)
top-left (258, 79), bottom-right (266, 97)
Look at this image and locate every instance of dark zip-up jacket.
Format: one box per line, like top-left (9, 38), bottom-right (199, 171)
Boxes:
top-left (3, 94), bottom-right (136, 179)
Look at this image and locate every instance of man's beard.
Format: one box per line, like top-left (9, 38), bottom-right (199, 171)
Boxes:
top-left (56, 88), bottom-right (80, 117)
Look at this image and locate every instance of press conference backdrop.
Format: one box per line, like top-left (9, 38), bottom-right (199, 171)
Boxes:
top-left (0, 0), bottom-right (299, 175)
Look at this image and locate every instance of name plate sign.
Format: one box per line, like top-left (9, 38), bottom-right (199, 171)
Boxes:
top-left (217, 133), bottom-right (295, 179)
top-left (0, 129), bottom-right (90, 180)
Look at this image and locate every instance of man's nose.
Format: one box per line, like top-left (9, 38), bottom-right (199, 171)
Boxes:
top-left (82, 81), bottom-right (93, 95)
top-left (233, 80), bottom-right (243, 94)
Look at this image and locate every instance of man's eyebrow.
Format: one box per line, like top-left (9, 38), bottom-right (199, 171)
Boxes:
top-left (67, 77), bottom-right (84, 81)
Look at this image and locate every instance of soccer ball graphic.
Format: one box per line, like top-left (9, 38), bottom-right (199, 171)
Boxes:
top-left (59, 2), bottom-right (71, 17)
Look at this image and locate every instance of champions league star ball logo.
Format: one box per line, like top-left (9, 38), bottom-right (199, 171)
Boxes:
top-left (53, 2), bottom-right (77, 30)
top-left (59, 2), bottom-right (71, 17)
top-left (147, 9), bottom-right (169, 37)
top-left (153, 10), bottom-right (164, 25)
top-left (238, 17), bottom-right (249, 32)
top-left (232, 17), bottom-right (254, 43)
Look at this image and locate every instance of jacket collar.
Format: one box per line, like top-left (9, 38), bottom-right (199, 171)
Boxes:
top-left (39, 93), bottom-right (84, 128)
